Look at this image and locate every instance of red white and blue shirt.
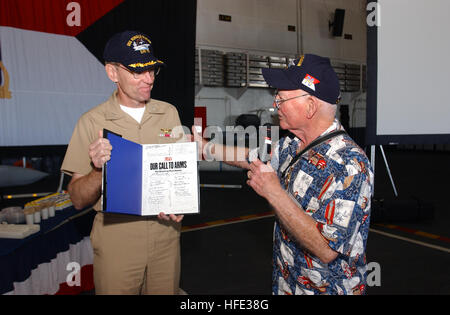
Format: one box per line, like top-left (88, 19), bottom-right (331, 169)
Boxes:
top-left (270, 120), bottom-right (374, 295)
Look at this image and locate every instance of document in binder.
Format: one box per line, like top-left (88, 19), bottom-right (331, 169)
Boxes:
top-left (102, 129), bottom-right (199, 216)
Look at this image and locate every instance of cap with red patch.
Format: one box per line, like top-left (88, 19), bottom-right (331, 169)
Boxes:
top-left (262, 54), bottom-right (341, 104)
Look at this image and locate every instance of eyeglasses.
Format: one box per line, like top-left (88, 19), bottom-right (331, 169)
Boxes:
top-left (115, 64), bottom-right (160, 80)
top-left (273, 92), bottom-right (310, 110)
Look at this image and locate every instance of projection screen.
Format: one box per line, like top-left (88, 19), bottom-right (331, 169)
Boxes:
top-left (366, 0), bottom-right (450, 145)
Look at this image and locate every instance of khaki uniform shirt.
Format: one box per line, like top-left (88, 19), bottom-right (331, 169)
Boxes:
top-left (61, 91), bottom-right (186, 211)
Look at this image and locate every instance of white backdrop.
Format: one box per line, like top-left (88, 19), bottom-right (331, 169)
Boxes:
top-left (0, 27), bottom-right (115, 146)
top-left (376, 0), bottom-right (450, 137)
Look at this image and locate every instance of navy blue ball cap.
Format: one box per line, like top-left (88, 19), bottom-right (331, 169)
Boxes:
top-left (262, 54), bottom-right (341, 104)
top-left (103, 30), bottom-right (165, 73)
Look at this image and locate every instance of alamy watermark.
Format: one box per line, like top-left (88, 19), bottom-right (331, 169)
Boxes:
top-left (367, 2), bottom-right (381, 27)
top-left (66, 2), bottom-right (81, 27)
top-left (171, 124), bottom-right (277, 163)
top-left (66, 262), bottom-right (81, 287)
top-left (66, 2), bottom-right (381, 29)
top-left (367, 262), bottom-right (381, 287)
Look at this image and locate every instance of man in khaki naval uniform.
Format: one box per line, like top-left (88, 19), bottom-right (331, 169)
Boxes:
top-left (61, 31), bottom-right (185, 294)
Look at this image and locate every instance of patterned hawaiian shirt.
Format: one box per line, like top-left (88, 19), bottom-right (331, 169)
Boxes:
top-left (270, 119), bottom-right (374, 295)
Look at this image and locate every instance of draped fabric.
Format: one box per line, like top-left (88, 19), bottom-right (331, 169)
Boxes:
top-left (0, 208), bottom-right (96, 295)
top-left (0, 27), bottom-right (116, 146)
top-left (3, 237), bottom-right (94, 295)
top-left (0, 0), bottom-right (196, 147)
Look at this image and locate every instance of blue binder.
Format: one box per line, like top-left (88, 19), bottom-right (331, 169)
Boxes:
top-left (102, 129), bottom-right (143, 215)
top-left (102, 129), bottom-right (200, 216)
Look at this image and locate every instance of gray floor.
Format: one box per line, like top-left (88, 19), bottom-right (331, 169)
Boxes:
top-left (180, 149), bottom-right (450, 295)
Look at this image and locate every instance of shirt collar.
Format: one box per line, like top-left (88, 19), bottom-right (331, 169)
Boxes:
top-left (285, 119), bottom-right (343, 148)
top-left (105, 90), bottom-right (166, 121)
top-left (319, 119), bottom-right (344, 137)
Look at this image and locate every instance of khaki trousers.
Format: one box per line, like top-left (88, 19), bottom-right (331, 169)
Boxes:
top-left (90, 212), bottom-right (181, 295)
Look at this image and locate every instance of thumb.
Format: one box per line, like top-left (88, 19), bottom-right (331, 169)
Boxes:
top-left (263, 160), bottom-right (274, 172)
top-left (98, 129), bottom-right (104, 139)
top-left (191, 125), bottom-right (201, 140)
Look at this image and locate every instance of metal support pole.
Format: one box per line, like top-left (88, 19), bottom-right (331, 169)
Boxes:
top-left (371, 145), bottom-right (399, 197)
top-left (379, 145), bottom-right (398, 197)
top-left (371, 145), bottom-right (376, 193)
